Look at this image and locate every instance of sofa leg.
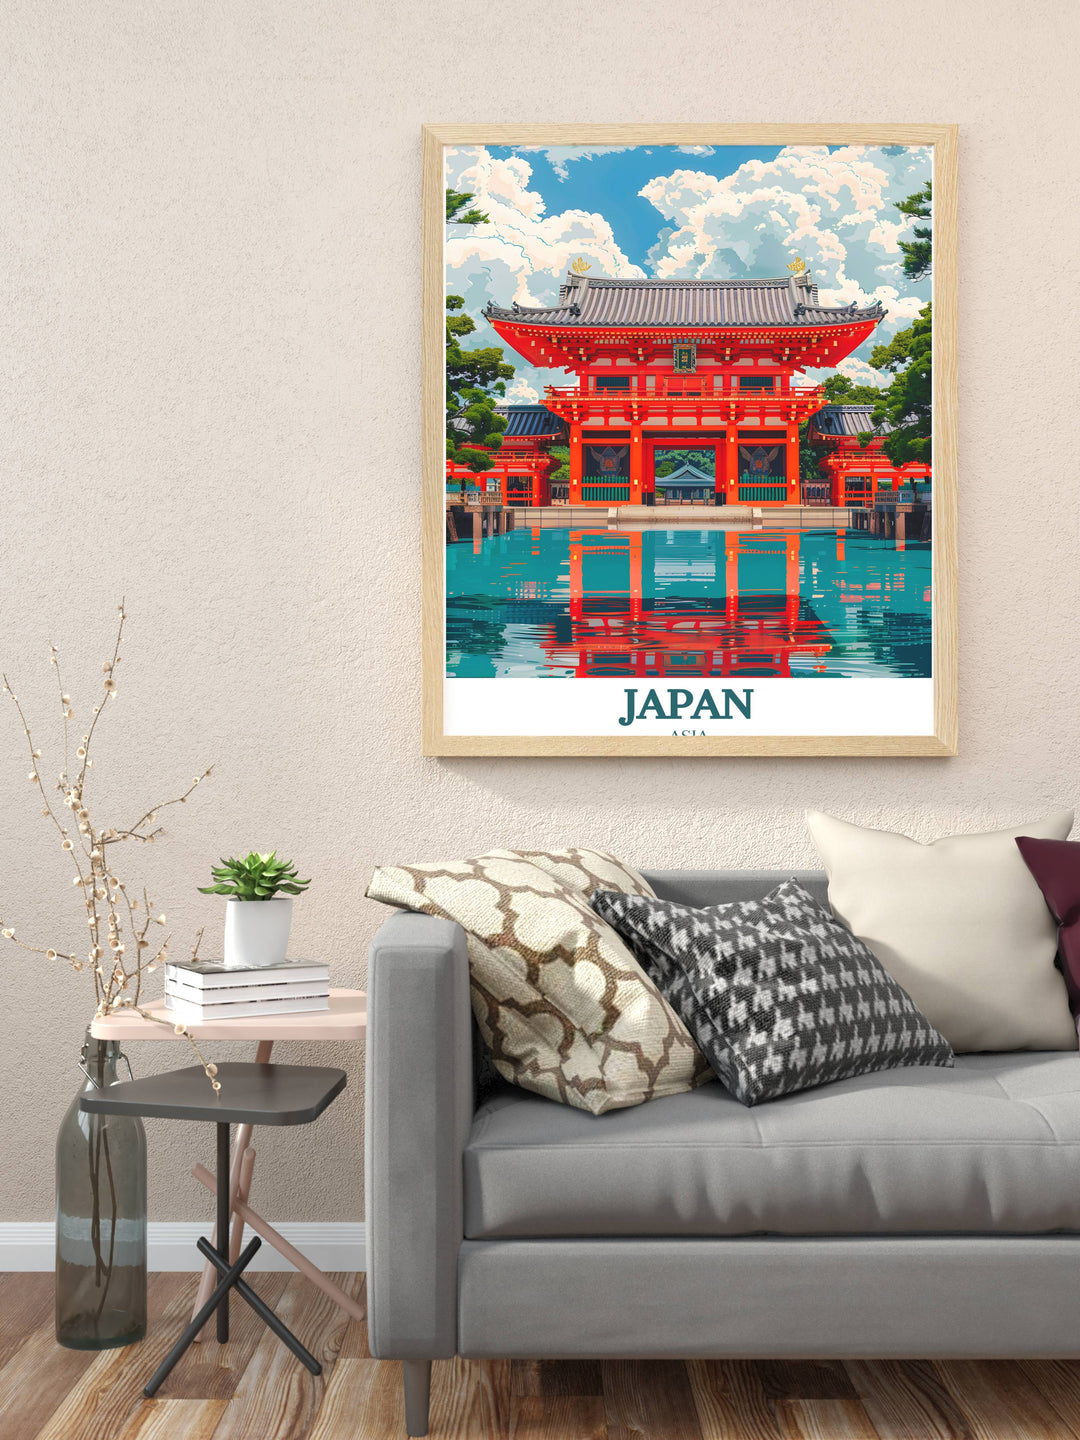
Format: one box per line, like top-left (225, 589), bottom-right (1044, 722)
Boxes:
top-left (403, 1358), bottom-right (431, 1437)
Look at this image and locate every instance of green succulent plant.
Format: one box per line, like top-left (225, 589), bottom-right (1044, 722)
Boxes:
top-left (198, 851), bottom-right (311, 902)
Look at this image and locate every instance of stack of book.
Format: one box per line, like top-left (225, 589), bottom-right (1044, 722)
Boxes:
top-left (164, 958), bottom-right (330, 1022)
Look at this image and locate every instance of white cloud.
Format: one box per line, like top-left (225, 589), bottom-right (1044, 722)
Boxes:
top-left (638, 144), bottom-right (933, 367)
top-left (804, 356), bottom-right (887, 391)
top-left (675, 145), bottom-right (715, 157)
top-left (514, 144), bottom-right (631, 181)
top-left (836, 357), bottom-right (886, 388)
top-left (504, 377), bottom-right (540, 403)
top-left (814, 282), bottom-right (925, 324)
top-left (444, 147), bottom-right (645, 395)
top-left (446, 147), bottom-right (644, 309)
top-left (640, 146), bottom-right (931, 286)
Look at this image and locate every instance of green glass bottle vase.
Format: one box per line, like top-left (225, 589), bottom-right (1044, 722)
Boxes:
top-left (55, 1029), bottom-right (147, 1349)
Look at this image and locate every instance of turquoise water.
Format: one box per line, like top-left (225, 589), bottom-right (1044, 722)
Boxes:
top-left (446, 526), bottom-right (931, 680)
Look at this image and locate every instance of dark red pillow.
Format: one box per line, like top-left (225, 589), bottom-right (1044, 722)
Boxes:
top-left (1016, 836), bottom-right (1080, 1014)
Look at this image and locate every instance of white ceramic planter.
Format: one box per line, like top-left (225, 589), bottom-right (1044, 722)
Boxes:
top-left (223, 897), bottom-right (293, 969)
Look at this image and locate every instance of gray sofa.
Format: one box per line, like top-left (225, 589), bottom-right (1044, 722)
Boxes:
top-left (365, 869), bottom-right (1080, 1437)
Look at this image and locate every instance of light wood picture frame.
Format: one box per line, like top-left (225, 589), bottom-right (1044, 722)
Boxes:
top-left (423, 124), bottom-right (957, 757)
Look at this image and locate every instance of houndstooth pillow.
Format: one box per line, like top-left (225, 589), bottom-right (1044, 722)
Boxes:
top-left (591, 879), bottom-right (953, 1106)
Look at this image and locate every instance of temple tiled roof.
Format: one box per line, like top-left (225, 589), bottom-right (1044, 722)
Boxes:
top-left (655, 459), bottom-right (713, 484)
top-left (485, 272), bottom-right (886, 330)
top-left (809, 404), bottom-right (891, 438)
top-left (498, 404), bottom-right (568, 439)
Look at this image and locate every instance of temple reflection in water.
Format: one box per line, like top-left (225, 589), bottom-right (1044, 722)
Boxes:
top-left (446, 526), bottom-right (931, 681)
top-left (559, 530), bottom-right (827, 679)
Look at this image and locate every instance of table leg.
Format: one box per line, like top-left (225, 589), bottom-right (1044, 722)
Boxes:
top-left (191, 1162), bottom-right (366, 1323)
top-left (190, 1037), bottom-right (274, 1337)
top-left (145, 1235), bottom-right (262, 1397)
top-left (196, 1237), bottom-right (320, 1375)
top-left (230, 1146), bottom-right (257, 1262)
top-left (216, 1123), bottom-right (231, 1342)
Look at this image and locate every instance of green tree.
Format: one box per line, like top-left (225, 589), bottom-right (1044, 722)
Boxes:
top-left (446, 295), bottom-right (513, 475)
top-left (798, 419), bottom-right (823, 481)
top-left (851, 181), bottom-right (934, 467)
top-left (548, 444), bottom-right (569, 483)
top-left (444, 188), bottom-right (515, 477)
top-left (820, 373), bottom-right (883, 406)
top-left (896, 181), bottom-right (932, 282)
top-left (654, 448), bottom-right (712, 478)
top-left (868, 303), bottom-right (932, 466)
top-left (815, 374), bottom-right (887, 453)
top-left (446, 188), bottom-right (489, 226)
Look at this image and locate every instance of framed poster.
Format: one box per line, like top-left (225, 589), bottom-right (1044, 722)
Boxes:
top-left (423, 124), bottom-right (957, 757)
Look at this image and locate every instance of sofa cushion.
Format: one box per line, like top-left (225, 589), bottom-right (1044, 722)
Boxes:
top-left (806, 809), bottom-right (1077, 1053)
top-left (592, 880), bottom-right (953, 1106)
top-left (643, 868), bottom-right (829, 911)
top-left (366, 850), bottom-right (707, 1115)
top-left (1016, 835), bottom-right (1080, 1016)
top-left (464, 1052), bottom-right (1080, 1238)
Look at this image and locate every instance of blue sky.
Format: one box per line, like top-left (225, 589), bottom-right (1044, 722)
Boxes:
top-left (496, 145), bottom-right (785, 270)
top-left (445, 143), bottom-right (933, 403)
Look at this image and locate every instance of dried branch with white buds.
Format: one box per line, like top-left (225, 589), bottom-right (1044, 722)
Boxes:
top-left (0, 603), bottom-right (217, 1085)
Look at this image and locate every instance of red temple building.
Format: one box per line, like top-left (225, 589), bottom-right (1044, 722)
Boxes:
top-left (807, 404), bottom-right (932, 506)
top-left (482, 266), bottom-right (886, 508)
top-left (446, 404), bottom-right (567, 507)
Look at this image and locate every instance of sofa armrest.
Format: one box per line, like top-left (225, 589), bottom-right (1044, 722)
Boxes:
top-left (364, 911), bottom-right (473, 1358)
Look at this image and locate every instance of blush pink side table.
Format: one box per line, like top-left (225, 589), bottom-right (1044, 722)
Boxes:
top-left (91, 988), bottom-right (367, 1337)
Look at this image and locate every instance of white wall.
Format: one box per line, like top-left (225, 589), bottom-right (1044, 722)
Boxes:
top-left (1, 0), bottom-right (1078, 1224)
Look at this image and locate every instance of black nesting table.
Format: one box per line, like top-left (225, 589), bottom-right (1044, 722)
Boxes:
top-left (82, 1061), bottom-right (346, 1396)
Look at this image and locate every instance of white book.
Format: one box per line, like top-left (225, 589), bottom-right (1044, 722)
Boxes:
top-left (165, 958), bottom-right (329, 990)
top-left (166, 977), bottom-right (330, 1005)
top-left (164, 993), bottom-right (330, 1022)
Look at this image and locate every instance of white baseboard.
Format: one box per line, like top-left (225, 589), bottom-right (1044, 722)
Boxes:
top-left (0, 1221), bottom-right (366, 1273)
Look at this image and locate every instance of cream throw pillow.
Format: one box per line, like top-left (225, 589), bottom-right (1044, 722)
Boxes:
top-left (509, 847), bottom-right (657, 899)
top-left (806, 810), bottom-right (1077, 1052)
top-left (367, 849), bottom-right (707, 1114)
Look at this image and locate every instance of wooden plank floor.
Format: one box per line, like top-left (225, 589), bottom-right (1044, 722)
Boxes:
top-left (4, 1273), bottom-right (1080, 1439)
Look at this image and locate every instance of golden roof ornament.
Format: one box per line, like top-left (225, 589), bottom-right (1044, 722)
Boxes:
top-left (787, 256), bottom-right (807, 275)
top-left (570, 256), bottom-right (592, 274)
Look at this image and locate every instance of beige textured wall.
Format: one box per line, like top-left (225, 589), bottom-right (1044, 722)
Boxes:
top-left (1, 0), bottom-right (1078, 1224)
